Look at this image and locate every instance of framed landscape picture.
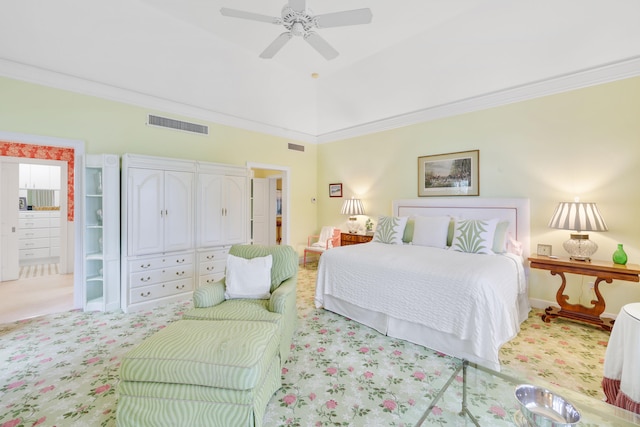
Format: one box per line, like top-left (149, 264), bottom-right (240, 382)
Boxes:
top-left (418, 150), bottom-right (479, 197)
top-left (329, 183), bottom-right (342, 198)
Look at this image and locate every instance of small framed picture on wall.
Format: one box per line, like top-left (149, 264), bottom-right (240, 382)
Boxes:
top-left (329, 183), bottom-right (342, 198)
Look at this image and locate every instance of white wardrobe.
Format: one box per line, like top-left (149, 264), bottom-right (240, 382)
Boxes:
top-left (120, 154), bottom-right (249, 313)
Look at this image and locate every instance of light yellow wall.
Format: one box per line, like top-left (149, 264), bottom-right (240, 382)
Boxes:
top-left (0, 77), bottom-right (318, 250)
top-left (3, 75), bottom-right (639, 315)
top-left (318, 76), bottom-right (640, 315)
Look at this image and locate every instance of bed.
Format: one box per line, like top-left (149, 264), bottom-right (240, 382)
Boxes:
top-left (315, 198), bottom-right (530, 371)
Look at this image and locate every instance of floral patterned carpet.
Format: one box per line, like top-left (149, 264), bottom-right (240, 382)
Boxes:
top-left (0, 267), bottom-right (612, 426)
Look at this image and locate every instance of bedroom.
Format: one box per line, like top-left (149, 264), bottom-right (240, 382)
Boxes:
top-left (1, 1), bottom-right (640, 424)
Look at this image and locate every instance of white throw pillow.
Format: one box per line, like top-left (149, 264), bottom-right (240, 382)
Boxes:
top-left (373, 216), bottom-right (408, 245)
top-left (450, 218), bottom-right (499, 255)
top-left (411, 216), bottom-right (451, 248)
top-left (224, 254), bottom-right (273, 300)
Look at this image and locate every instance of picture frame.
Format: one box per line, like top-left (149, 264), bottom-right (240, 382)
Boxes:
top-left (329, 183), bottom-right (342, 198)
top-left (19, 197), bottom-right (27, 211)
top-left (537, 244), bottom-right (553, 257)
top-left (418, 150), bottom-right (479, 197)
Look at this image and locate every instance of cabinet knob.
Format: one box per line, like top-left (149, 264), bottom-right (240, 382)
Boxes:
top-left (140, 291), bottom-right (151, 298)
top-left (206, 255), bottom-right (214, 260)
top-left (176, 284), bottom-right (185, 290)
top-left (140, 263), bottom-right (151, 269)
top-left (140, 276), bottom-right (151, 282)
top-left (175, 271), bottom-right (185, 276)
top-left (176, 259), bottom-right (185, 264)
top-left (206, 266), bottom-right (214, 271)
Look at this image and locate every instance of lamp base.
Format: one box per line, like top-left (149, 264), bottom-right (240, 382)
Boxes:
top-left (347, 217), bottom-right (359, 234)
top-left (563, 233), bottom-right (597, 262)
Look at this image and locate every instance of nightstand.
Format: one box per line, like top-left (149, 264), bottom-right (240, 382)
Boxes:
top-left (340, 233), bottom-right (373, 246)
top-left (528, 255), bottom-right (640, 331)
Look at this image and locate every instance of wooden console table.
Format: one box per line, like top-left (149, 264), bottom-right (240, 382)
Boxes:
top-left (528, 255), bottom-right (640, 331)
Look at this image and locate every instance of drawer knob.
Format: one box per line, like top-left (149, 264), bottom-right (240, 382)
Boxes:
top-left (175, 271), bottom-right (185, 276)
top-left (176, 284), bottom-right (185, 290)
top-left (176, 259), bottom-right (185, 264)
top-left (206, 255), bottom-right (214, 260)
top-left (140, 263), bottom-right (151, 269)
top-left (206, 266), bottom-right (214, 271)
top-left (140, 276), bottom-right (151, 282)
top-left (140, 291), bottom-right (151, 298)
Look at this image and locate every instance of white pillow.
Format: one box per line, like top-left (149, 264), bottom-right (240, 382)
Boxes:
top-left (373, 216), bottom-right (408, 245)
top-left (411, 216), bottom-right (451, 248)
top-left (224, 254), bottom-right (273, 300)
top-left (450, 218), bottom-right (499, 255)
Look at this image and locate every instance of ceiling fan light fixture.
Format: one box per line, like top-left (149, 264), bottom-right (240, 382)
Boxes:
top-left (291, 22), bottom-right (306, 37)
top-left (220, 1), bottom-right (372, 60)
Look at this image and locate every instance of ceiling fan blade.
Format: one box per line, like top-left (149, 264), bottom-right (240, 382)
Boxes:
top-left (260, 32), bottom-right (293, 59)
top-left (314, 8), bottom-right (373, 28)
top-left (220, 8), bottom-right (280, 24)
top-left (288, 0), bottom-right (306, 12)
top-left (304, 32), bottom-right (339, 60)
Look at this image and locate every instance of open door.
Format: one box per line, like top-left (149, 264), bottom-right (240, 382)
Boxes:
top-left (0, 158), bottom-right (20, 281)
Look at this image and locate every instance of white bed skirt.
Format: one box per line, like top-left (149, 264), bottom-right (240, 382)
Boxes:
top-left (322, 293), bottom-right (530, 372)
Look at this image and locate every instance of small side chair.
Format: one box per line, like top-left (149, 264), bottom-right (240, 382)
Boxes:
top-left (303, 226), bottom-right (341, 267)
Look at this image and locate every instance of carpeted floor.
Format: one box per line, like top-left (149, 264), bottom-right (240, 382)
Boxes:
top-left (0, 267), bottom-right (615, 426)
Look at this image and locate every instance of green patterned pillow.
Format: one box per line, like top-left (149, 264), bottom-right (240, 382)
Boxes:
top-left (450, 218), bottom-right (499, 254)
top-left (373, 216), bottom-right (408, 245)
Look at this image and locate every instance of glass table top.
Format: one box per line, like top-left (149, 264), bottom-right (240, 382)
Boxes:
top-left (415, 359), bottom-right (640, 426)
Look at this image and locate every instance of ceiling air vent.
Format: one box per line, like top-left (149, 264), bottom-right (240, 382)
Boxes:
top-left (147, 114), bottom-right (209, 135)
top-left (288, 143), bottom-right (305, 152)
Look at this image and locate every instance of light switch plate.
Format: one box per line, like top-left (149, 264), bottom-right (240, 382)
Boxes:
top-left (537, 244), bottom-right (552, 256)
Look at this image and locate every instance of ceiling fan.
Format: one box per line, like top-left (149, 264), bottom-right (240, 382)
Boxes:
top-left (220, 0), bottom-right (372, 60)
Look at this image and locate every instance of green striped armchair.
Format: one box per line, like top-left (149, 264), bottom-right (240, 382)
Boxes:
top-left (183, 244), bottom-right (298, 365)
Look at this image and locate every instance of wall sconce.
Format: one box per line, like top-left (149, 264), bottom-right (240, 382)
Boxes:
top-left (341, 197), bottom-right (365, 233)
top-left (548, 200), bottom-right (608, 261)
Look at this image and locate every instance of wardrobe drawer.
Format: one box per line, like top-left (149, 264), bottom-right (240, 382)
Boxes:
top-left (128, 253), bottom-right (195, 273)
top-left (198, 247), bottom-right (229, 262)
top-left (129, 278), bottom-right (192, 304)
top-left (19, 238), bottom-right (49, 250)
top-left (19, 218), bottom-right (49, 229)
top-left (130, 265), bottom-right (194, 289)
top-left (199, 259), bottom-right (226, 276)
top-left (19, 228), bottom-right (49, 239)
top-left (19, 248), bottom-right (50, 260)
top-left (199, 273), bottom-right (225, 287)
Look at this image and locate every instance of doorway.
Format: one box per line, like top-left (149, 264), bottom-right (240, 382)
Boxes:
top-left (247, 162), bottom-right (290, 247)
top-left (0, 132), bottom-right (84, 322)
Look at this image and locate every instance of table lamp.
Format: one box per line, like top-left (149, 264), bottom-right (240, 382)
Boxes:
top-left (341, 197), bottom-right (365, 233)
top-left (548, 200), bottom-right (608, 261)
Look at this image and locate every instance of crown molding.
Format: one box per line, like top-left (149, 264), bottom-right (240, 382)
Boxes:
top-left (316, 55), bottom-right (640, 143)
top-left (0, 59), bottom-right (317, 144)
top-left (2, 56), bottom-right (640, 145)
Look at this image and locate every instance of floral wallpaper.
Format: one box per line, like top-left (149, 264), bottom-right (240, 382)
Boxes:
top-left (0, 141), bottom-right (75, 221)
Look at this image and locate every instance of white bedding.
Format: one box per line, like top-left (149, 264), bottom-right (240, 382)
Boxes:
top-left (315, 242), bottom-right (529, 370)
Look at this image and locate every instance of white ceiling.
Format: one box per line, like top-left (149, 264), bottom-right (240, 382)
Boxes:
top-left (1, 0), bottom-right (640, 142)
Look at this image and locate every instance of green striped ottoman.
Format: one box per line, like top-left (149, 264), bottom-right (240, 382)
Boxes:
top-left (117, 319), bottom-right (281, 427)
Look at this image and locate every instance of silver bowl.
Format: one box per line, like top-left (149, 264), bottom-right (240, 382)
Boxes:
top-left (514, 384), bottom-right (581, 427)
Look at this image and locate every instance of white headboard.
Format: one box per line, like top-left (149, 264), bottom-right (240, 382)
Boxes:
top-left (392, 198), bottom-right (530, 259)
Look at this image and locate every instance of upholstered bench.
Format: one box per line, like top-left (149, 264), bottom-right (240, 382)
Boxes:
top-left (117, 319), bottom-right (281, 427)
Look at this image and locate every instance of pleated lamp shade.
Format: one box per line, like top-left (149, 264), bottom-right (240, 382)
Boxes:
top-left (341, 198), bottom-right (365, 233)
top-left (548, 202), bottom-right (607, 261)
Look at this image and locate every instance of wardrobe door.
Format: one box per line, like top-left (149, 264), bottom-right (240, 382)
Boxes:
top-left (128, 168), bottom-right (164, 256)
top-left (163, 170), bottom-right (194, 252)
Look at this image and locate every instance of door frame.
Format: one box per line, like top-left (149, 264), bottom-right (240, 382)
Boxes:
top-left (246, 162), bottom-right (290, 246)
top-left (0, 130), bottom-right (85, 308)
